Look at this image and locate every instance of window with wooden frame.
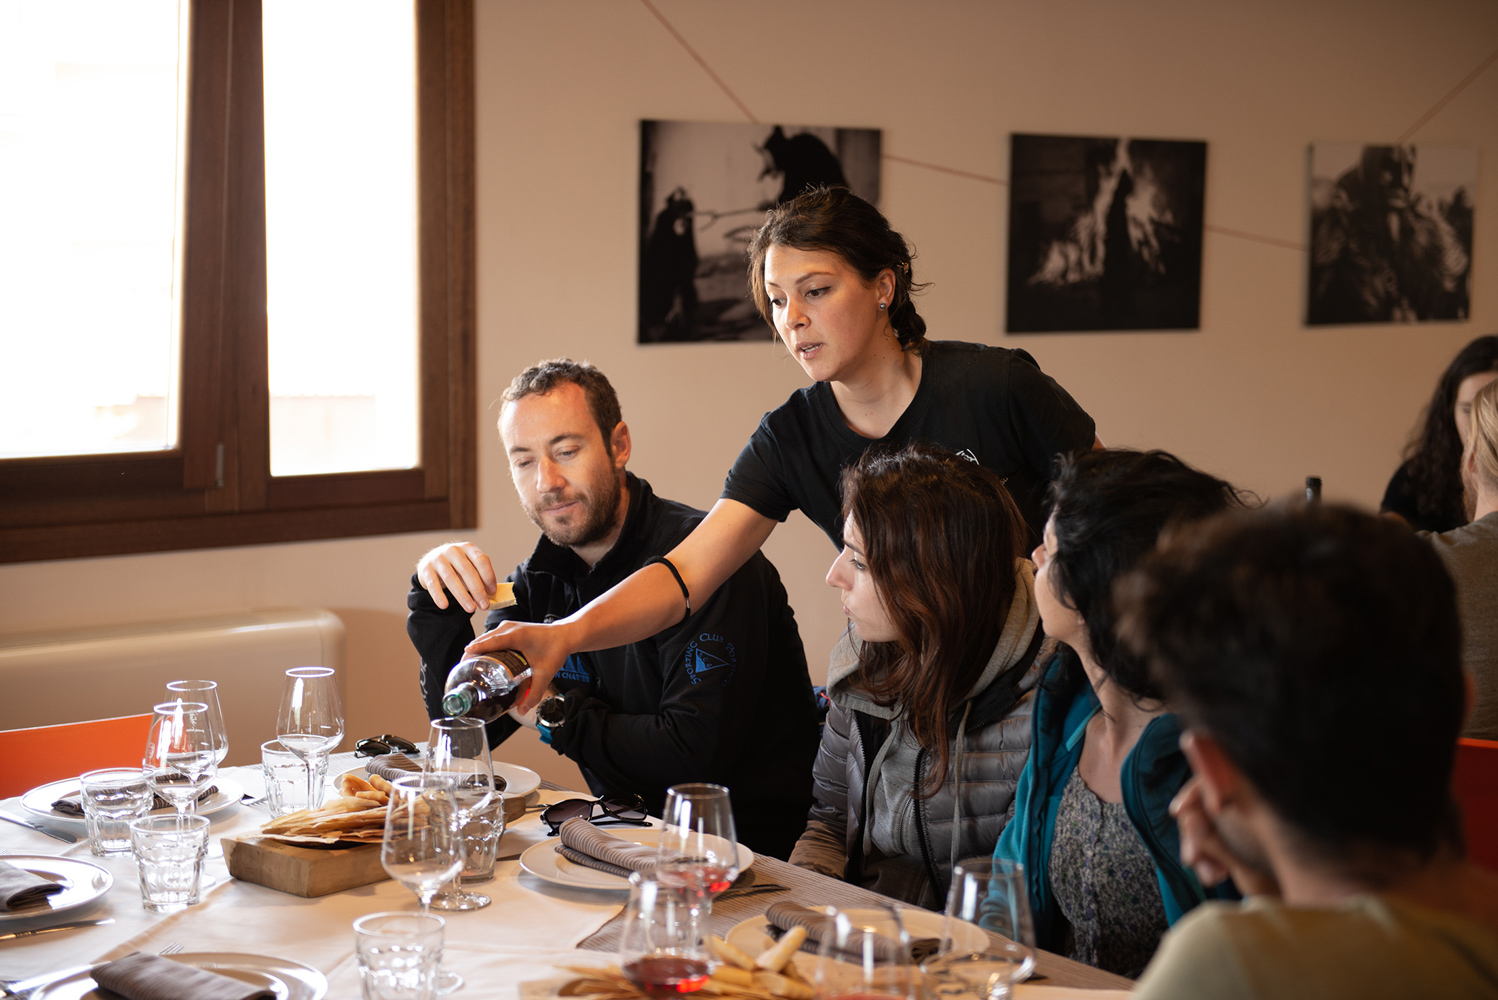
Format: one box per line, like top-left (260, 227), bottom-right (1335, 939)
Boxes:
top-left (0, 0), bottom-right (475, 565)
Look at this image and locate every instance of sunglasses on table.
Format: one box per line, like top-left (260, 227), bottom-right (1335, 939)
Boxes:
top-left (541, 793), bottom-right (650, 836)
top-left (353, 734), bottom-right (420, 757)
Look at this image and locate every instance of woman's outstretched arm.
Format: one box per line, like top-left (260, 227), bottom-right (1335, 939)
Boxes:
top-left (466, 498), bottom-right (778, 711)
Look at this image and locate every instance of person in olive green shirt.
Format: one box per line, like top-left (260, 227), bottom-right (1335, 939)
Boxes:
top-left (1114, 504), bottom-right (1498, 1000)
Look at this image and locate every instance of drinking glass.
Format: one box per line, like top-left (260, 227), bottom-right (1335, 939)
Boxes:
top-left (129, 813), bottom-right (211, 912)
top-left (79, 767), bottom-right (153, 856)
top-left (425, 717), bottom-right (500, 911)
top-left (165, 679), bottom-right (228, 766)
top-left (262, 739), bottom-right (329, 815)
top-left (276, 666), bottom-right (345, 810)
top-left (653, 783), bottom-right (739, 934)
top-left (355, 911), bottom-right (446, 1000)
top-left (924, 860), bottom-right (1036, 1000)
top-left (142, 701), bottom-right (217, 816)
top-left (815, 904), bottom-right (917, 1000)
top-left (618, 870), bottom-right (712, 995)
top-left (381, 773), bottom-right (464, 994)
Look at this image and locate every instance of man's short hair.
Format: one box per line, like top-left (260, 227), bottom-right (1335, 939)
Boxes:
top-left (1470, 378), bottom-right (1498, 490)
top-left (1116, 503), bottom-right (1466, 863)
top-left (503, 359), bottom-right (623, 453)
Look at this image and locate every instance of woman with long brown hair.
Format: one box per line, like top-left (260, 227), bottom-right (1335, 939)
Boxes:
top-left (789, 445), bottom-right (1045, 908)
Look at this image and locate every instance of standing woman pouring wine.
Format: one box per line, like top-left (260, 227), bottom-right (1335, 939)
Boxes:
top-left (440, 187), bottom-right (1098, 710)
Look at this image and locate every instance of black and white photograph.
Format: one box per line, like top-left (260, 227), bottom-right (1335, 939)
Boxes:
top-left (1307, 143), bottom-right (1476, 326)
top-left (1006, 133), bottom-right (1206, 333)
top-left (638, 120), bottom-right (881, 344)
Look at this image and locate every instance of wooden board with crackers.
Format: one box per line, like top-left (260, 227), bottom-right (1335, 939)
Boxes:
top-left (258, 771), bottom-right (394, 845)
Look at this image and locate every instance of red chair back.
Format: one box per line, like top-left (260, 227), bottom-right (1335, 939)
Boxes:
top-left (0, 714), bottom-right (154, 798)
top-left (1455, 737), bottom-right (1498, 872)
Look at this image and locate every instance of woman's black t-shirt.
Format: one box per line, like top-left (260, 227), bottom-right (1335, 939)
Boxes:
top-left (721, 340), bottom-right (1097, 548)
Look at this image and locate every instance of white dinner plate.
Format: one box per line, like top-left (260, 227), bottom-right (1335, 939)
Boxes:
top-left (29, 952), bottom-right (328, 1000)
top-left (334, 761), bottom-right (541, 799)
top-left (518, 827), bottom-right (753, 890)
top-left (19, 776), bottom-right (244, 829)
top-left (725, 907), bottom-right (988, 971)
top-left (0, 855), bottom-right (112, 924)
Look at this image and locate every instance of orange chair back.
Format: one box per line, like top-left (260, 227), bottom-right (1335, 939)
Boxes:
top-left (1455, 737), bottom-right (1498, 872)
top-left (0, 714), bottom-right (154, 798)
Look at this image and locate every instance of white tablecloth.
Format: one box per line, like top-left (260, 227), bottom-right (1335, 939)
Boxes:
top-left (0, 754), bottom-right (626, 997)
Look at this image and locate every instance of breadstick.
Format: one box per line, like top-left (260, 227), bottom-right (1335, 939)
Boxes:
top-left (709, 935), bottom-right (758, 971)
top-left (753, 972), bottom-right (814, 1000)
top-left (710, 967), bottom-right (755, 987)
top-left (755, 926), bottom-right (806, 972)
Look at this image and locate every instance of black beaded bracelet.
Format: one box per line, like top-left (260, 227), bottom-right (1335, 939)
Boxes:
top-left (647, 556), bottom-right (692, 623)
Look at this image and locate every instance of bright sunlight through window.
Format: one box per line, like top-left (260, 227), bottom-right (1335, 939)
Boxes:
top-left (263, 0), bottom-right (419, 477)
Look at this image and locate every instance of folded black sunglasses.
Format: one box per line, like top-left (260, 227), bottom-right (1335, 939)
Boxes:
top-left (541, 793), bottom-right (649, 836)
top-left (354, 734), bottom-right (421, 757)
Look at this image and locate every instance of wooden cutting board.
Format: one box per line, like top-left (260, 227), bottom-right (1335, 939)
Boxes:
top-left (222, 836), bottom-right (387, 897)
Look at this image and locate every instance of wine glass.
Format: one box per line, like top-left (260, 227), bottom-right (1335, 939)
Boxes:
top-left (653, 783), bottom-right (739, 935)
top-left (924, 860), bottom-right (1036, 1000)
top-left (142, 701), bottom-right (217, 816)
top-left (815, 904), bottom-right (917, 1000)
top-left (425, 716), bottom-right (499, 911)
top-left (381, 773), bottom-right (465, 995)
top-left (165, 680), bottom-right (228, 766)
top-left (275, 666), bottom-right (344, 810)
top-left (618, 870), bottom-right (712, 995)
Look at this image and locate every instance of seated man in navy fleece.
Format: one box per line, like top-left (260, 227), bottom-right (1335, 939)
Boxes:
top-left (406, 359), bottom-right (819, 860)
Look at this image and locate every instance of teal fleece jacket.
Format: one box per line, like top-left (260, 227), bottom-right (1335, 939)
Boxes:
top-left (993, 653), bottom-right (1238, 951)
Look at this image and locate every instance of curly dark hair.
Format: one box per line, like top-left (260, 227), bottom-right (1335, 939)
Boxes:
top-left (746, 186), bottom-right (931, 352)
top-left (502, 359), bottom-right (623, 454)
top-left (1400, 336), bottom-right (1498, 527)
top-left (1117, 504), bottom-right (1465, 865)
top-left (1045, 449), bottom-right (1249, 702)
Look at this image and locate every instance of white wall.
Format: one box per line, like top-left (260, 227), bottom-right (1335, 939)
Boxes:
top-left (2, 0), bottom-right (1494, 789)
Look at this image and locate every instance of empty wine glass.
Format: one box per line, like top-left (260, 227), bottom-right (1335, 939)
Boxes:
top-left (654, 783), bottom-right (739, 937)
top-left (815, 904), bottom-right (917, 1000)
top-left (618, 870), bottom-right (712, 995)
top-left (925, 860), bottom-right (1036, 1000)
top-left (143, 701), bottom-right (217, 817)
top-left (275, 666), bottom-right (344, 810)
top-left (165, 680), bottom-right (228, 766)
top-left (425, 716), bottom-right (499, 912)
top-left (382, 773), bottom-right (465, 995)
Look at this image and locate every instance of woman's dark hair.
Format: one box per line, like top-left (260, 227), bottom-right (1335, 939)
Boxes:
top-left (1403, 335), bottom-right (1498, 526)
top-left (1116, 504), bottom-right (1465, 867)
top-left (1046, 449), bottom-right (1247, 701)
top-left (747, 186), bottom-right (930, 351)
top-left (840, 445), bottom-right (1025, 795)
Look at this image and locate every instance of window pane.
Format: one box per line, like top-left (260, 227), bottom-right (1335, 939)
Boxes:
top-left (0, 0), bottom-right (185, 459)
top-left (263, 0), bottom-right (418, 477)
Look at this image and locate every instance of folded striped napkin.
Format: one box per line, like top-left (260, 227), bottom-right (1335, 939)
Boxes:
top-left (555, 818), bottom-right (659, 877)
top-left (0, 860), bottom-right (66, 911)
top-left (93, 952), bottom-right (277, 1000)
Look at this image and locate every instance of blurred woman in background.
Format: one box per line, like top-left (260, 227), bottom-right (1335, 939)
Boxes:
top-left (791, 445), bottom-right (1045, 908)
top-left (1382, 335), bottom-right (1498, 532)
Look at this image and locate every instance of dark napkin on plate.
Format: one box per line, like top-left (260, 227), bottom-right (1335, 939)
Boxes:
top-left (363, 753), bottom-right (424, 782)
top-left (555, 817), bottom-right (658, 877)
top-left (764, 902), bottom-right (932, 962)
top-left (50, 785), bottom-right (217, 818)
top-left (0, 859), bottom-right (65, 911)
top-left (93, 952), bottom-right (277, 1000)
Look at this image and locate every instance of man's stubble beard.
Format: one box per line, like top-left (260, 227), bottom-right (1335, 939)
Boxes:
top-left (526, 469), bottom-right (624, 549)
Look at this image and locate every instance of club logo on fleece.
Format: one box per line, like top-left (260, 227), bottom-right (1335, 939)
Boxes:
top-left (557, 654), bottom-right (591, 683)
top-left (684, 633), bottom-right (737, 687)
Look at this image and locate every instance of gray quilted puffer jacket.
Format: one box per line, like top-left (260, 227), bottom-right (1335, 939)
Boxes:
top-left (789, 560), bottom-right (1042, 910)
